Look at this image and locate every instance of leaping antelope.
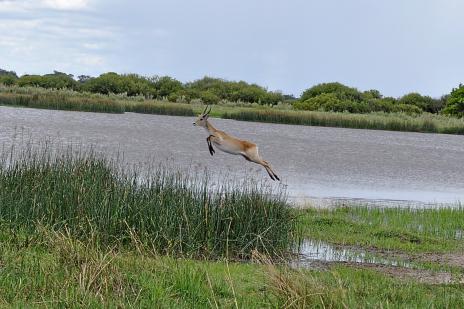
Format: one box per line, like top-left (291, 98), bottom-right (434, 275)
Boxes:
top-left (193, 106), bottom-right (280, 181)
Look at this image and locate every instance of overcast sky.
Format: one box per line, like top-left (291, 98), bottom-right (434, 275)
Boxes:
top-left (0, 0), bottom-right (463, 97)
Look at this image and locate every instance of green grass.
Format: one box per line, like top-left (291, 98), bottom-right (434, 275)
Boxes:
top-left (1, 226), bottom-right (463, 308)
top-left (298, 205), bottom-right (464, 253)
top-left (0, 145), bottom-right (295, 259)
top-left (0, 86), bottom-right (195, 116)
top-left (223, 109), bottom-right (464, 135)
top-left (125, 100), bottom-right (194, 116)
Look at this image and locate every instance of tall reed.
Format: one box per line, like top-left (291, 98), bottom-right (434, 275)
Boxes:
top-left (126, 101), bottom-right (194, 116)
top-left (0, 145), bottom-right (294, 259)
top-left (0, 92), bottom-right (125, 113)
top-left (223, 110), bottom-right (464, 135)
top-left (0, 87), bottom-right (195, 116)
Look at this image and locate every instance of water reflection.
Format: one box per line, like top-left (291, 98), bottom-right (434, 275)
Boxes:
top-left (295, 239), bottom-right (412, 268)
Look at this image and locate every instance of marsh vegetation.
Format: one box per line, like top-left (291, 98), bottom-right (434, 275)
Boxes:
top-left (0, 142), bottom-right (463, 307)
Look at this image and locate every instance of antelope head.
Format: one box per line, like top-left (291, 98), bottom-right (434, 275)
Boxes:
top-left (193, 105), bottom-right (212, 127)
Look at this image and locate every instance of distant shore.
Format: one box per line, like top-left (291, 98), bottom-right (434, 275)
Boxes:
top-left (1, 86), bottom-right (464, 135)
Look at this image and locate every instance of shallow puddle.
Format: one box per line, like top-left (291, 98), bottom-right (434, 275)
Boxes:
top-left (294, 239), bottom-right (412, 268)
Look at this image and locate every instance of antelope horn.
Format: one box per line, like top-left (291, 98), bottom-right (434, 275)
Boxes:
top-left (206, 105), bottom-right (212, 115)
top-left (202, 105), bottom-right (208, 115)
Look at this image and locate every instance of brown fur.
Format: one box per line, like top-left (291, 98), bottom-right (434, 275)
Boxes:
top-left (194, 110), bottom-right (280, 181)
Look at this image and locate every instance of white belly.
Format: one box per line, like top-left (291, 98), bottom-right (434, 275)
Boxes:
top-left (213, 141), bottom-right (240, 155)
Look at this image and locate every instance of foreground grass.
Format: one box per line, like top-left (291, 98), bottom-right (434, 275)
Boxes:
top-left (1, 226), bottom-right (463, 308)
top-left (2, 85), bottom-right (464, 135)
top-left (298, 205), bottom-right (464, 253)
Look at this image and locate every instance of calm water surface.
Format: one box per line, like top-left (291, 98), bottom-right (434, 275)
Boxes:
top-left (1, 106), bottom-right (463, 206)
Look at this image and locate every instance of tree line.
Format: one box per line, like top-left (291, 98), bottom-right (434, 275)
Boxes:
top-left (0, 69), bottom-right (462, 117)
top-left (0, 70), bottom-right (284, 105)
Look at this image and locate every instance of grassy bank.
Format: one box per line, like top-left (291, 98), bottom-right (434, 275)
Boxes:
top-left (298, 205), bottom-right (464, 253)
top-left (1, 226), bottom-right (463, 308)
top-left (2, 85), bottom-right (464, 134)
top-left (0, 145), bottom-right (294, 259)
top-left (223, 109), bottom-right (464, 135)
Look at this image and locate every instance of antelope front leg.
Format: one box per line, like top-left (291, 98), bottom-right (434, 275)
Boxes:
top-left (206, 135), bottom-right (216, 156)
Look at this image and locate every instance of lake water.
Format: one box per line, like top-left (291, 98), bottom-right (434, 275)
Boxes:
top-left (1, 106), bottom-right (463, 207)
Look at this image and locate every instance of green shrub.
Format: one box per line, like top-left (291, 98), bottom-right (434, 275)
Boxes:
top-left (399, 93), bottom-right (437, 113)
top-left (294, 93), bottom-right (370, 113)
top-left (0, 75), bottom-right (16, 86)
top-left (200, 90), bottom-right (220, 105)
top-left (442, 84), bottom-right (464, 117)
top-left (294, 93), bottom-right (339, 111)
top-left (17, 72), bottom-right (76, 89)
top-left (300, 82), bottom-right (363, 102)
top-left (152, 76), bottom-right (184, 98)
top-left (187, 76), bottom-right (283, 105)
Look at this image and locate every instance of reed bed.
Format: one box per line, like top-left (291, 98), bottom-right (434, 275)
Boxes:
top-left (223, 109), bottom-right (464, 135)
top-left (0, 145), bottom-right (294, 259)
top-left (126, 101), bottom-right (194, 116)
top-left (0, 92), bottom-right (125, 113)
top-left (0, 86), bottom-right (195, 116)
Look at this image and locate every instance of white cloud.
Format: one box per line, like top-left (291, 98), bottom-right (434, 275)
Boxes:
top-left (0, 0), bottom-right (91, 12)
top-left (42, 0), bottom-right (90, 10)
top-left (0, 6), bottom-right (118, 77)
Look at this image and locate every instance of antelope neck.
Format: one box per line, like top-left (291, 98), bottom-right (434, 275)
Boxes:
top-left (204, 120), bottom-right (217, 134)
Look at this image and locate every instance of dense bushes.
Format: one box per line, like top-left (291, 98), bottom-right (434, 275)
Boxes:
top-left (295, 82), bottom-right (444, 114)
top-left (399, 92), bottom-right (444, 113)
top-left (0, 69), bottom-right (17, 86)
top-left (1, 70), bottom-right (283, 105)
top-left (17, 71), bottom-right (77, 89)
top-left (0, 68), bottom-right (462, 115)
top-left (184, 77), bottom-right (283, 105)
top-left (300, 82), bottom-right (363, 102)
